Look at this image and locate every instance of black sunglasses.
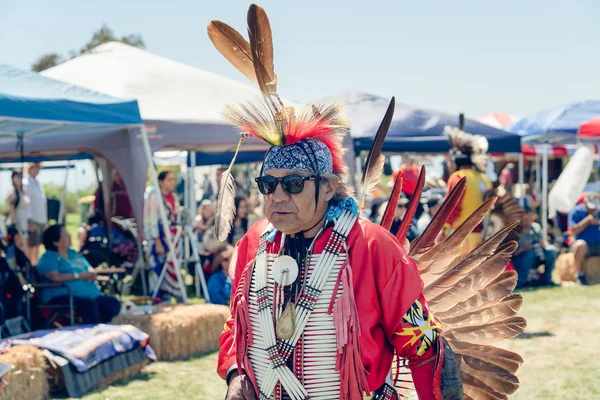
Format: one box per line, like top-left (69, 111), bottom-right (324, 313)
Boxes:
top-left (255, 175), bottom-right (317, 195)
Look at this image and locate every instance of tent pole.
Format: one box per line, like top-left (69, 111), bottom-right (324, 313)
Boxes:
top-left (58, 161), bottom-right (71, 224)
top-left (518, 153), bottom-right (525, 207)
top-left (140, 125), bottom-right (188, 303)
top-left (542, 139), bottom-right (549, 240)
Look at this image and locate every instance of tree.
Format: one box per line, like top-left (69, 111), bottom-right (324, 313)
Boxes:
top-left (31, 53), bottom-right (64, 72)
top-left (78, 24), bottom-right (145, 55)
top-left (31, 25), bottom-right (145, 72)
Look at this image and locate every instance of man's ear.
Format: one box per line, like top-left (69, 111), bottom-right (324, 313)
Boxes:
top-left (323, 176), bottom-right (339, 202)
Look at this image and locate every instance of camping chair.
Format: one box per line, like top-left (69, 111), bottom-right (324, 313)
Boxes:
top-left (28, 268), bottom-right (77, 328)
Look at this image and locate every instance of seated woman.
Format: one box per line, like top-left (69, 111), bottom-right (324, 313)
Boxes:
top-left (207, 245), bottom-right (233, 305)
top-left (36, 225), bottom-right (121, 325)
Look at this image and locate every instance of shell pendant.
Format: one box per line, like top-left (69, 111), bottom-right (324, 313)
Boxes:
top-left (276, 302), bottom-right (296, 340)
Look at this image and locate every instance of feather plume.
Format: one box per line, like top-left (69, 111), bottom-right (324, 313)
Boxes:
top-left (247, 4), bottom-right (278, 97)
top-left (215, 170), bottom-right (237, 242)
top-left (207, 21), bottom-right (256, 84)
top-left (380, 170), bottom-right (403, 230)
top-left (409, 177), bottom-right (467, 256)
top-left (358, 97), bottom-right (394, 208)
top-left (396, 166), bottom-right (426, 241)
top-left (214, 138), bottom-right (246, 242)
top-left (484, 194), bottom-right (525, 243)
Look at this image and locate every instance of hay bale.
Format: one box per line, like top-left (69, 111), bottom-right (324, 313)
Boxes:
top-left (583, 257), bottom-right (600, 285)
top-left (0, 345), bottom-right (49, 400)
top-left (554, 253), bottom-right (577, 283)
top-left (112, 303), bottom-right (229, 360)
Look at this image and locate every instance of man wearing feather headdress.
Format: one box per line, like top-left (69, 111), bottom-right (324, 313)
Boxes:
top-left (209, 4), bottom-right (525, 400)
top-left (444, 127), bottom-right (493, 253)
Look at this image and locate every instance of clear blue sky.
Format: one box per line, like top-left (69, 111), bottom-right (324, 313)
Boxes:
top-left (1, 0), bottom-right (599, 119)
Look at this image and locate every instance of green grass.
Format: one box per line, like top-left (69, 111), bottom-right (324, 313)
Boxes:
top-left (69, 284), bottom-right (600, 400)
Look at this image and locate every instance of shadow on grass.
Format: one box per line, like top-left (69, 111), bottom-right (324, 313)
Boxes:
top-left (515, 331), bottom-right (554, 339)
top-left (52, 371), bottom-right (159, 399)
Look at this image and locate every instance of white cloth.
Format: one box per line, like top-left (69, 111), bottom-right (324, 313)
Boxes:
top-left (24, 176), bottom-right (47, 224)
top-left (417, 212), bottom-right (432, 235)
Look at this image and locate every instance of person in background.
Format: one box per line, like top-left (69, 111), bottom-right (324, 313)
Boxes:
top-left (226, 196), bottom-right (249, 245)
top-left (36, 225), bottom-right (121, 324)
top-left (568, 195), bottom-right (600, 285)
top-left (417, 193), bottom-right (443, 235)
top-left (93, 170), bottom-right (134, 220)
top-left (499, 163), bottom-right (515, 195)
top-left (392, 156), bottom-right (420, 197)
top-left (144, 171), bottom-right (184, 300)
top-left (390, 193), bottom-right (419, 242)
top-left (207, 244), bottom-right (233, 305)
top-left (512, 210), bottom-right (557, 288)
top-left (0, 226), bottom-right (27, 319)
top-left (201, 173), bottom-right (216, 201)
top-left (6, 170), bottom-right (29, 242)
top-left (195, 200), bottom-right (215, 247)
top-left (445, 128), bottom-right (492, 252)
top-left (23, 162), bottom-right (46, 265)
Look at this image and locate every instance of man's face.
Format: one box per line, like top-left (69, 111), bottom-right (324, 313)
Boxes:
top-left (28, 163), bottom-right (41, 178)
top-left (430, 203), bottom-right (441, 216)
top-left (263, 169), bottom-right (337, 235)
top-left (523, 213), bottom-right (535, 230)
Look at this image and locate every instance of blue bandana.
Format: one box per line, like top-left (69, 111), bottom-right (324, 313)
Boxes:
top-left (262, 138), bottom-right (332, 175)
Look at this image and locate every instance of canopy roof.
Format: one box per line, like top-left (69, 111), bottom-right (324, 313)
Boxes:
top-left (337, 93), bottom-right (522, 154)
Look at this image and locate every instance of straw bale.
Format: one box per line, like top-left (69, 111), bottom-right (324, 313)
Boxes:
top-left (0, 345), bottom-right (49, 400)
top-left (553, 253), bottom-right (600, 285)
top-left (112, 303), bottom-right (230, 360)
top-left (554, 253), bottom-right (577, 283)
top-left (583, 256), bottom-right (600, 285)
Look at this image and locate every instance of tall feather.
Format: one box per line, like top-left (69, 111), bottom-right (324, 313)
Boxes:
top-left (247, 4), bottom-right (277, 97)
top-left (214, 139), bottom-right (244, 242)
top-left (380, 170), bottom-right (403, 230)
top-left (207, 21), bottom-right (256, 84)
top-left (358, 96), bottom-right (395, 209)
top-left (396, 166), bottom-right (425, 241)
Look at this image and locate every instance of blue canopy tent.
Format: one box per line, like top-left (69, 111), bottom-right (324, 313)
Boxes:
top-left (338, 92), bottom-right (522, 155)
top-left (0, 64), bottom-right (194, 300)
top-left (0, 64), bottom-right (147, 228)
top-left (506, 100), bottom-right (600, 238)
top-left (506, 100), bottom-right (600, 144)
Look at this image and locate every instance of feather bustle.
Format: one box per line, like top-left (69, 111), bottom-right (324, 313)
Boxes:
top-left (410, 177), bottom-right (467, 256)
top-left (380, 170), bottom-right (403, 230)
top-left (396, 166), bottom-right (426, 241)
top-left (425, 241), bottom-right (517, 306)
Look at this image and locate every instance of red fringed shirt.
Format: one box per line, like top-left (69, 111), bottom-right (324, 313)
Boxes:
top-left (218, 217), bottom-right (441, 399)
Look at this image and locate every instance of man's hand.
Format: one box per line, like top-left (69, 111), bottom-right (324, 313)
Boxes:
top-left (520, 242), bottom-right (533, 252)
top-left (155, 240), bottom-right (165, 256)
top-left (82, 272), bottom-right (97, 282)
top-left (226, 372), bottom-right (258, 400)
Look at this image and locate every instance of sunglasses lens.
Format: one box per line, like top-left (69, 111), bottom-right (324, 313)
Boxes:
top-left (257, 176), bottom-right (278, 195)
top-left (282, 175), bottom-right (305, 194)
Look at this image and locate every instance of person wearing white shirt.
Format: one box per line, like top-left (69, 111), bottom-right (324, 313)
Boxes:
top-left (417, 193), bottom-right (443, 235)
top-left (23, 162), bottom-right (47, 265)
